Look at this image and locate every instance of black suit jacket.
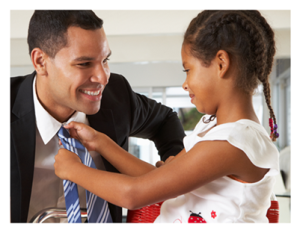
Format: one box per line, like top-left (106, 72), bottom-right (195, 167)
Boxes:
top-left (11, 71), bottom-right (185, 223)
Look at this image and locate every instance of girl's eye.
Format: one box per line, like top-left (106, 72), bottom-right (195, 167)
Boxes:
top-left (183, 69), bottom-right (189, 73)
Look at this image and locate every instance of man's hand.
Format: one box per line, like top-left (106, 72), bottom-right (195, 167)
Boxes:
top-left (155, 156), bottom-right (175, 168)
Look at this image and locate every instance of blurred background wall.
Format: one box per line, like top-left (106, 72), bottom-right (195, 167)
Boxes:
top-left (10, 10), bottom-right (290, 86)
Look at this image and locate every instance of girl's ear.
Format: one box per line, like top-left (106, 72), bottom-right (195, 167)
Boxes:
top-left (215, 50), bottom-right (230, 79)
top-left (31, 48), bottom-right (49, 76)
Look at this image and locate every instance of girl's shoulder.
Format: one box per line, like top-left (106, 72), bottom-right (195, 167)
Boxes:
top-left (206, 118), bottom-right (268, 139)
top-left (202, 118), bottom-right (279, 175)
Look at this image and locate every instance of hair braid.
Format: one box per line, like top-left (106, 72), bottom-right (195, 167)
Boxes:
top-left (262, 77), bottom-right (278, 141)
top-left (241, 11), bottom-right (278, 140)
top-left (242, 11), bottom-right (276, 77)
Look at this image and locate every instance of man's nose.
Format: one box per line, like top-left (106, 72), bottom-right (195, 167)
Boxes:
top-left (90, 65), bottom-right (110, 85)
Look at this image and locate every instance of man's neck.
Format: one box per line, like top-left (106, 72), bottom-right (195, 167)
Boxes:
top-left (35, 76), bottom-right (75, 123)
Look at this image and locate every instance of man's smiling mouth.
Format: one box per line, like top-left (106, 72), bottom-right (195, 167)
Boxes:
top-left (80, 89), bottom-right (101, 96)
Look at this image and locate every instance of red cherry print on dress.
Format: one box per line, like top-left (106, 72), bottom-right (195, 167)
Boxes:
top-left (188, 211), bottom-right (207, 223)
top-left (211, 210), bottom-right (217, 219)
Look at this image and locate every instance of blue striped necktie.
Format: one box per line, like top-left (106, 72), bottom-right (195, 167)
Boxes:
top-left (58, 126), bottom-right (113, 223)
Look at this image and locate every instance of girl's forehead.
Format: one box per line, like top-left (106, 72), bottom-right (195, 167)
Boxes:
top-left (181, 44), bottom-right (193, 59)
top-left (181, 43), bottom-right (190, 52)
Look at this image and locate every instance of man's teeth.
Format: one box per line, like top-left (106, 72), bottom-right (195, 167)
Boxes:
top-left (81, 90), bottom-right (100, 96)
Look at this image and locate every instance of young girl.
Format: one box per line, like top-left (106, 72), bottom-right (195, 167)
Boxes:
top-left (54, 10), bottom-right (280, 223)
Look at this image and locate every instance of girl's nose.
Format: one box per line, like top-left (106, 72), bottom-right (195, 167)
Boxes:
top-left (182, 81), bottom-right (188, 91)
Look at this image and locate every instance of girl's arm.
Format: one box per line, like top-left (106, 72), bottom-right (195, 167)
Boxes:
top-left (94, 132), bottom-right (157, 176)
top-left (63, 121), bottom-right (184, 177)
top-left (97, 132), bottom-right (186, 175)
top-left (156, 148), bottom-right (186, 168)
top-left (55, 135), bottom-right (268, 210)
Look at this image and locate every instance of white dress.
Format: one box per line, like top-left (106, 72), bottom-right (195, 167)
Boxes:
top-left (154, 115), bottom-right (279, 223)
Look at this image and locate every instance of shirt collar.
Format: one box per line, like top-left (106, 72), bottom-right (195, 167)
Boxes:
top-left (33, 76), bottom-right (86, 145)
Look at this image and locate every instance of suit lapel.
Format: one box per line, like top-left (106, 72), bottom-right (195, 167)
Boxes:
top-left (11, 72), bottom-right (36, 222)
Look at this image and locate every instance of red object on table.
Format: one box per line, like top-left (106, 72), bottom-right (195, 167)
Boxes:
top-left (267, 200), bottom-right (280, 223)
top-left (126, 202), bottom-right (163, 223)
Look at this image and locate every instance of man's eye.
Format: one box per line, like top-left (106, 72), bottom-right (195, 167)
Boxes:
top-left (103, 58), bottom-right (110, 63)
top-left (78, 62), bottom-right (90, 67)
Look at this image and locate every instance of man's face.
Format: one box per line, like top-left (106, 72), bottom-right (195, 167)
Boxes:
top-left (43, 26), bottom-right (111, 119)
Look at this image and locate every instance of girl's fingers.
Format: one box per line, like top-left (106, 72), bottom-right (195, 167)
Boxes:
top-left (63, 122), bottom-right (79, 138)
top-left (69, 127), bottom-right (80, 140)
top-left (155, 161), bottom-right (165, 168)
top-left (64, 121), bottom-right (83, 130)
top-left (63, 122), bottom-right (72, 129)
top-left (165, 156), bottom-right (175, 164)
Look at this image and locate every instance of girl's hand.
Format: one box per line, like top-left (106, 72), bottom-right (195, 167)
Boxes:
top-left (155, 156), bottom-right (175, 168)
top-left (64, 121), bottom-right (100, 151)
top-left (54, 148), bottom-right (82, 180)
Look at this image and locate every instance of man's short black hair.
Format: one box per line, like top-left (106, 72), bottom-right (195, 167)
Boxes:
top-left (27, 10), bottom-right (104, 58)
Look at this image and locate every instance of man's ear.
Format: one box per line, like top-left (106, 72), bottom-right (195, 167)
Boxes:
top-left (31, 48), bottom-right (48, 76)
top-left (215, 50), bottom-right (230, 79)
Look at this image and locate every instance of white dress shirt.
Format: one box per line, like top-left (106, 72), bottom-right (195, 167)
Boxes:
top-left (27, 77), bottom-right (105, 222)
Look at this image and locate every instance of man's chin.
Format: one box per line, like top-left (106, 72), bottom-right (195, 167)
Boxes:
top-left (79, 103), bottom-right (101, 115)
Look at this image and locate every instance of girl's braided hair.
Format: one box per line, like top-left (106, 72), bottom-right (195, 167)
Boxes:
top-left (184, 10), bottom-right (279, 141)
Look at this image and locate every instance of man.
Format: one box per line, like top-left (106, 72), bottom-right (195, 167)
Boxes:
top-left (11, 10), bottom-right (185, 223)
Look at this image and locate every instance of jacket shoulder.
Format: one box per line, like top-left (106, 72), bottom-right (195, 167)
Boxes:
top-left (108, 73), bottom-right (130, 87)
top-left (11, 76), bottom-right (27, 108)
top-left (103, 73), bottom-right (133, 99)
top-left (11, 72), bottom-right (36, 121)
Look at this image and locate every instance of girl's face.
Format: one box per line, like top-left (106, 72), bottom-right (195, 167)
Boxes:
top-left (181, 44), bottom-right (219, 115)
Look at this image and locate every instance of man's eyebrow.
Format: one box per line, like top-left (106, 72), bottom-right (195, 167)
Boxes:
top-left (73, 56), bottom-right (95, 62)
top-left (73, 51), bottom-right (112, 62)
